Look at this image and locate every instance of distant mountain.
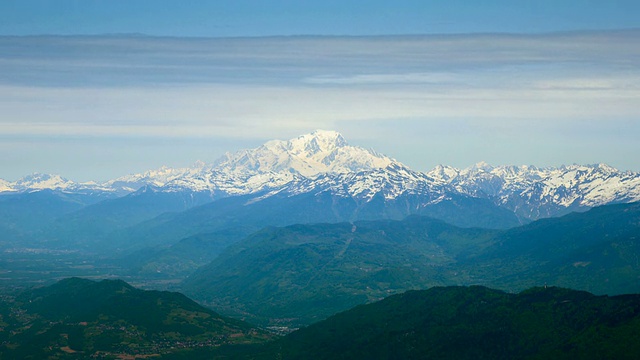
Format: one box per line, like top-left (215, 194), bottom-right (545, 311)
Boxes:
top-left (435, 162), bottom-right (640, 219)
top-left (3, 130), bottom-right (640, 226)
top-left (105, 129), bottom-right (394, 197)
top-left (41, 185), bottom-right (218, 250)
top-left (4, 130), bottom-right (640, 282)
top-left (182, 202), bottom-right (640, 328)
top-left (257, 286), bottom-right (640, 360)
top-left (3, 173), bottom-right (116, 195)
top-left (0, 178), bottom-right (11, 192)
top-left (111, 168), bottom-right (518, 255)
top-left (212, 130), bottom-right (393, 177)
top-left (279, 162), bottom-right (521, 227)
top-left (0, 278), bottom-right (272, 359)
top-left (181, 216), bottom-right (499, 327)
top-left (105, 163), bottom-right (207, 194)
top-left (0, 190), bottom-right (116, 248)
top-left (459, 201), bottom-right (640, 295)
top-left (0, 130), bottom-right (640, 240)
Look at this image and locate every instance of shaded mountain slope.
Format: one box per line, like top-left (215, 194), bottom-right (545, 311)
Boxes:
top-left (261, 286), bottom-right (640, 360)
top-left (0, 278), bottom-right (272, 359)
top-left (183, 216), bottom-right (498, 327)
top-left (462, 202), bottom-right (640, 294)
top-left (0, 190), bottom-right (106, 247)
top-left (115, 183), bottom-right (517, 255)
top-left (43, 185), bottom-right (217, 250)
top-left (183, 202), bottom-right (640, 328)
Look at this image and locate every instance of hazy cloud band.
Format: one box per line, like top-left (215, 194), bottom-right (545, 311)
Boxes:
top-left (1, 31), bottom-right (639, 180)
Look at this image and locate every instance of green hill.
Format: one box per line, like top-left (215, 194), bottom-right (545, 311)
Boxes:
top-left (260, 286), bottom-right (640, 359)
top-left (0, 277), bottom-right (273, 359)
top-left (183, 216), bottom-right (498, 327)
top-left (183, 202), bottom-right (640, 329)
top-left (461, 202), bottom-right (640, 294)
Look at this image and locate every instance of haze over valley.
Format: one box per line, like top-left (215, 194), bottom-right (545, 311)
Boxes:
top-left (2, 131), bottom-right (640, 311)
top-left (2, 1), bottom-right (640, 358)
top-left (2, 131), bottom-right (640, 358)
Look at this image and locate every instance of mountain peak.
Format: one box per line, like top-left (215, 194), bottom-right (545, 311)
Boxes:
top-left (263, 130), bottom-right (348, 156)
top-left (0, 178), bottom-right (14, 192)
top-left (470, 161), bottom-right (494, 171)
top-left (214, 130), bottom-right (394, 177)
top-left (594, 163), bottom-right (619, 174)
top-left (291, 130), bottom-right (348, 152)
top-left (13, 173), bottom-right (75, 191)
top-left (192, 160), bottom-right (207, 169)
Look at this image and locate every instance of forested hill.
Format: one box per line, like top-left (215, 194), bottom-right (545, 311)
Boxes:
top-left (254, 286), bottom-right (640, 359)
top-left (0, 278), bottom-right (273, 359)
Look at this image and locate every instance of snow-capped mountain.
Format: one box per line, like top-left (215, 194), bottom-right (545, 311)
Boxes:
top-left (0, 178), bottom-right (12, 192)
top-left (212, 130), bottom-right (394, 177)
top-left (105, 129), bottom-right (396, 198)
top-left (426, 162), bottom-right (640, 219)
top-left (105, 162), bottom-right (209, 194)
top-left (0, 130), bottom-right (394, 197)
top-left (1, 173), bottom-right (112, 195)
top-left (285, 162), bottom-right (445, 202)
top-left (2, 130), bottom-right (640, 222)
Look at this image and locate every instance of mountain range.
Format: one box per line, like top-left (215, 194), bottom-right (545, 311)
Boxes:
top-left (3, 130), bottom-right (640, 224)
top-left (181, 202), bottom-right (640, 328)
top-left (3, 130), bottom-right (640, 358)
top-left (3, 130), bottom-right (640, 288)
top-left (3, 130), bottom-right (640, 289)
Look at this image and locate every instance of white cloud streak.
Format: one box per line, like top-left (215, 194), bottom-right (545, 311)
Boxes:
top-left (1, 31), bottom-right (640, 179)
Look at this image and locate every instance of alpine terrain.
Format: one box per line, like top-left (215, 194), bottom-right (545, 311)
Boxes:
top-left (2, 130), bottom-right (640, 284)
top-left (0, 130), bottom-right (640, 236)
top-left (3, 130), bottom-right (639, 226)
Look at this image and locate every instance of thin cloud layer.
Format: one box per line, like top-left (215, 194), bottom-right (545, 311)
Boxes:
top-left (1, 31), bottom-right (639, 180)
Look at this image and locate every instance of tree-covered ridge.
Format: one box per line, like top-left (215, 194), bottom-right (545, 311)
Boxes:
top-left (183, 202), bottom-right (640, 328)
top-left (0, 278), bottom-right (273, 359)
top-left (263, 286), bottom-right (640, 359)
top-left (462, 201), bottom-right (640, 294)
top-left (183, 216), bottom-right (498, 327)
top-left (4, 280), bottom-right (640, 359)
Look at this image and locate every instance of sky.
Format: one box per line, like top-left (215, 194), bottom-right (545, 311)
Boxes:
top-left (1, 1), bottom-right (639, 182)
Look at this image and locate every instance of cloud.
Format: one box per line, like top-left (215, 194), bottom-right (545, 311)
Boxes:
top-left (1, 31), bottom-right (640, 179)
top-left (533, 76), bottom-right (640, 91)
top-left (304, 72), bottom-right (463, 85)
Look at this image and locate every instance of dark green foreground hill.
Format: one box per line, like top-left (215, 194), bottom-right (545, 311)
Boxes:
top-left (4, 280), bottom-right (640, 359)
top-left (0, 278), bottom-right (273, 359)
top-left (251, 286), bottom-right (640, 360)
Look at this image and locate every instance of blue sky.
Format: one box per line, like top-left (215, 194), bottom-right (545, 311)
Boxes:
top-left (2, 0), bottom-right (640, 37)
top-left (1, 2), bottom-right (639, 181)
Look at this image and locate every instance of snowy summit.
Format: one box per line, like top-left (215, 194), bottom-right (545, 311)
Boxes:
top-left (212, 130), bottom-right (395, 177)
top-left (2, 130), bottom-right (640, 221)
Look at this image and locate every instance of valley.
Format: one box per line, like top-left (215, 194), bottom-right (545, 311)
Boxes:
top-left (1, 131), bottom-right (640, 358)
